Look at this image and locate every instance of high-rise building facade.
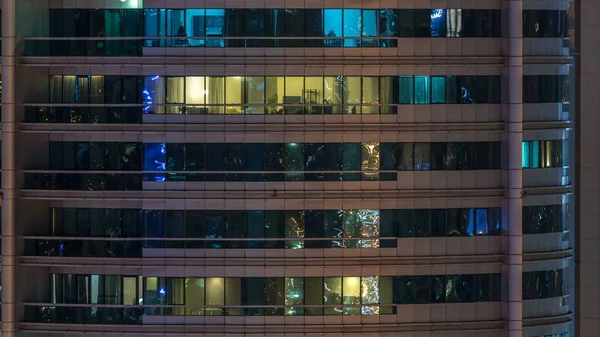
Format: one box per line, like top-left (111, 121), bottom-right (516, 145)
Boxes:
top-left (0, 0), bottom-right (577, 336)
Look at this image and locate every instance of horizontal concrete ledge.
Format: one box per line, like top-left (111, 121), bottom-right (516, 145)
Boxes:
top-left (20, 188), bottom-right (506, 200)
top-left (21, 122), bottom-right (506, 133)
top-left (20, 249), bottom-right (571, 268)
top-left (20, 56), bottom-right (507, 66)
top-left (19, 313), bottom-right (571, 335)
top-left (20, 320), bottom-right (505, 334)
top-left (522, 248), bottom-right (573, 262)
top-left (522, 312), bottom-right (572, 327)
top-left (20, 185), bottom-right (571, 201)
top-left (20, 120), bottom-right (572, 134)
top-left (19, 56), bottom-right (571, 66)
top-left (21, 253), bottom-right (505, 268)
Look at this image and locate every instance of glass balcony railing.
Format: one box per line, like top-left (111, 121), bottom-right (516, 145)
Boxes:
top-left (24, 106), bottom-right (143, 124)
top-left (24, 305), bottom-right (143, 324)
top-left (24, 173), bottom-right (143, 191)
top-left (23, 38), bottom-right (143, 57)
top-left (23, 237), bottom-right (398, 256)
top-left (24, 304), bottom-right (397, 323)
top-left (23, 171), bottom-right (397, 188)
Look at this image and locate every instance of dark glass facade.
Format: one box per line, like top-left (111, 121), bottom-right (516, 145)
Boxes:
top-left (522, 269), bottom-right (568, 300)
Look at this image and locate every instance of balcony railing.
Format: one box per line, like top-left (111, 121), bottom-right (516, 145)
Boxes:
top-left (24, 237), bottom-right (398, 256)
top-left (24, 303), bottom-right (397, 323)
top-left (22, 36), bottom-right (424, 57)
top-left (23, 171), bottom-right (397, 189)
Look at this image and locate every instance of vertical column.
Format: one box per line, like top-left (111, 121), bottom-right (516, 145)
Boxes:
top-left (1, 0), bottom-right (17, 335)
top-left (507, 0), bottom-right (523, 336)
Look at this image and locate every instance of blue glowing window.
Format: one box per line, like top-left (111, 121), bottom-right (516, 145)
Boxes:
top-left (144, 144), bottom-right (167, 181)
top-left (430, 9), bottom-right (446, 37)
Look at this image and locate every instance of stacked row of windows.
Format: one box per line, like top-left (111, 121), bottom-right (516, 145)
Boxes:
top-left (523, 205), bottom-right (566, 234)
top-left (522, 140), bottom-right (564, 168)
top-left (522, 269), bottom-right (568, 300)
top-left (523, 10), bottom-right (568, 38)
top-left (48, 208), bottom-right (502, 241)
top-left (47, 75), bottom-right (501, 115)
top-left (49, 9), bottom-right (501, 43)
top-left (522, 76), bottom-right (569, 103)
top-left (48, 274), bottom-right (501, 316)
top-left (48, 142), bottom-right (502, 173)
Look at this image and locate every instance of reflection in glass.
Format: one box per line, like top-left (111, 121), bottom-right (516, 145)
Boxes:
top-left (285, 278), bottom-right (304, 315)
top-left (360, 210), bottom-right (380, 248)
top-left (285, 211), bottom-right (305, 249)
top-left (361, 276), bottom-right (380, 315)
top-left (343, 277), bottom-right (361, 314)
top-left (324, 277), bottom-right (342, 315)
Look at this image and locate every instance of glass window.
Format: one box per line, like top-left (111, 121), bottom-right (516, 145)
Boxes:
top-left (414, 276), bottom-right (431, 304)
top-left (166, 210), bottom-right (185, 248)
top-left (186, 76), bottom-right (206, 105)
top-left (205, 277), bottom-right (225, 315)
top-left (343, 277), bottom-right (361, 314)
top-left (305, 278), bottom-right (324, 315)
top-left (324, 210), bottom-right (343, 248)
top-left (206, 76), bottom-right (225, 114)
top-left (399, 143), bottom-right (414, 170)
top-left (144, 143), bottom-right (166, 171)
top-left (379, 9), bottom-right (398, 47)
top-left (380, 76), bottom-right (397, 113)
top-left (265, 76), bottom-right (284, 114)
top-left (415, 209), bottom-right (431, 237)
top-left (305, 9), bottom-right (324, 39)
top-left (324, 9), bottom-right (343, 47)
top-left (305, 210), bottom-right (324, 248)
top-left (245, 76), bottom-right (266, 114)
top-left (205, 9), bottom-right (225, 47)
top-left (247, 210), bottom-right (265, 248)
top-left (185, 9), bottom-right (205, 46)
top-left (284, 77), bottom-right (304, 114)
top-left (431, 209), bottom-right (447, 237)
top-left (344, 77), bottom-right (361, 114)
top-left (460, 76), bottom-right (476, 104)
top-left (143, 76), bottom-right (165, 114)
top-left (324, 76), bottom-right (344, 114)
top-left (414, 143), bottom-right (431, 171)
top-left (431, 76), bottom-right (446, 103)
top-left (185, 278), bottom-right (205, 315)
top-left (205, 211), bottom-right (225, 249)
top-left (414, 76), bottom-right (431, 104)
top-left (431, 275), bottom-right (446, 303)
top-left (446, 9), bottom-right (462, 37)
top-left (362, 10), bottom-right (379, 47)
top-left (430, 143), bottom-right (446, 170)
top-left (166, 77), bottom-right (184, 114)
top-left (414, 10), bottom-right (431, 37)
top-left (185, 211), bottom-right (204, 248)
top-left (399, 76), bottom-right (414, 104)
top-left (225, 77), bottom-right (244, 114)
top-left (343, 9), bottom-right (362, 47)
top-left (285, 211), bottom-right (305, 249)
top-left (430, 9), bottom-right (446, 37)
top-left (144, 210), bottom-right (165, 247)
top-left (285, 278), bottom-right (304, 315)
top-left (166, 9), bottom-right (186, 47)
top-left (362, 77), bottom-right (379, 114)
top-left (398, 10), bottom-right (415, 37)
top-left (199, 143), bottom-right (222, 173)
top-left (304, 76), bottom-right (324, 114)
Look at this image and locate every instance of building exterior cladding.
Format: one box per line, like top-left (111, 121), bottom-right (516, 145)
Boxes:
top-left (0, 0), bottom-right (581, 337)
